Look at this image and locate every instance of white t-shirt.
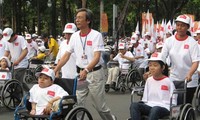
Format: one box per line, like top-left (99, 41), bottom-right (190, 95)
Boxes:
top-left (161, 35), bottom-right (200, 87)
top-left (5, 35), bottom-right (28, 69)
top-left (113, 51), bottom-right (134, 69)
top-left (197, 43), bottom-right (200, 72)
top-left (0, 38), bottom-right (7, 58)
top-left (146, 38), bottom-right (156, 53)
top-left (67, 29), bottom-right (104, 68)
top-left (132, 44), bottom-right (145, 68)
top-left (142, 76), bottom-right (177, 111)
top-left (55, 40), bottom-right (77, 79)
top-left (26, 40), bottom-right (38, 59)
top-left (29, 84), bottom-right (68, 115)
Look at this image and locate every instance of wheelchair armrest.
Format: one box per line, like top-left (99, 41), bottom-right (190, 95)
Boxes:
top-left (57, 95), bottom-right (77, 112)
top-left (173, 89), bottom-right (186, 94)
top-left (131, 86), bottom-right (144, 103)
top-left (131, 86), bottom-right (144, 94)
top-left (60, 95), bottom-right (77, 105)
top-left (14, 93), bottom-right (30, 115)
top-left (49, 95), bottom-right (77, 118)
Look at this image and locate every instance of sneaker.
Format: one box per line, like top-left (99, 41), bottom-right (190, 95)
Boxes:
top-left (112, 115), bottom-right (117, 120)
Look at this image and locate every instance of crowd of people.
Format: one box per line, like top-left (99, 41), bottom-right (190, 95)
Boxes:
top-left (0, 7), bottom-right (200, 120)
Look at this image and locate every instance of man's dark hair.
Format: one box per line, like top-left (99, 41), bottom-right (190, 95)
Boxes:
top-left (76, 8), bottom-right (93, 28)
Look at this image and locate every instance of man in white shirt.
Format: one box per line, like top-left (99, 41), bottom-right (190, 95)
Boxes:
top-left (106, 42), bottom-right (134, 88)
top-left (3, 28), bottom-right (29, 91)
top-left (0, 29), bottom-right (7, 58)
top-left (54, 8), bottom-right (117, 120)
top-left (25, 34), bottom-right (38, 59)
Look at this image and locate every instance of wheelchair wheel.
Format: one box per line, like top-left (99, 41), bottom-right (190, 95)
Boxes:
top-left (24, 74), bottom-right (35, 84)
top-left (65, 106), bottom-right (93, 120)
top-left (179, 103), bottom-right (196, 120)
top-left (194, 85), bottom-right (200, 112)
top-left (126, 69), bottom-right (142, 91)
top-left (115, 74), bottom-right (124, 91)
top-left (1, 79), bottom-right (23, 110)
top-left (120, 86), bottom-right (126, 93)
top-left (33, 65), bottom-right (43, 75)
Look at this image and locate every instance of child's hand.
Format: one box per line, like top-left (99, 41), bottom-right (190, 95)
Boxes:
top-left (30, 109), bottom-right (36, 115)
top-left (43, 102), bottom-right (53, 115)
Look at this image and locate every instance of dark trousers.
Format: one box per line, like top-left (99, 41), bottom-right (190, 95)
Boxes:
top-left (130, 102), bottom-right (169, 120)
top-left (14, 68), bottom-right (30, 91)
top-left (173, 81), bottom-right (196, 105)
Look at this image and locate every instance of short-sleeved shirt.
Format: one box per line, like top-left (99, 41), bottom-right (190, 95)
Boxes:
top-left (29, 84), bottom-right (68, 115)
top-left (48, 38), bottom-right (59, 58)
top-left (5, 35), bottom-right (28, 69)
top-left (36, 53), bottom-right (46, 60)
top-left (67, 29), bottom-right (104, 68)
top-left (161, 35), bottom-right (200, 87)
top-left (113, 51), bottom-right (134, 69)
top-left (0, 38), bottom-right (7, 58)
top-left (132, 44), bottom-right (145, 67)
top-left (26, 40), bottom-right (38, 59)
top-left (55, 40), bottom-right (77, 79)
top-left (142, 76), bottom-right (177, 111)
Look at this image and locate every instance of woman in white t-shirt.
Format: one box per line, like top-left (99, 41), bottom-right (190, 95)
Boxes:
top-left (161, 14), bottom-right (200, 104)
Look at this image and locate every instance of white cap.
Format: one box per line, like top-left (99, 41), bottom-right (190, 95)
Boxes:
top-left (195, 29), bottom-right (200, 34)
top-left (175, 14), bottom-right (190, 25)
top-left (193, 33), bottom-right (197, 37)
top-left (32, 33), bottom-right (38, 38)
top-left (0, 56), bottom-right (11, 67)
top-left (38, 46), bottom-right (46, 52)
top-left (148, 52), bottom-right (165, 63)
top-left (2, 28), bottom-right (13, 41)
top-left (35, 68), bottom-right (55, 81)
top-left (25, 34), bottom-right (32, 40)
top-left (118, 42), bottom-right (126, 49)
top-left (131, 34), bottom-right (138, 44)
top-left (156, 42), bottom-right (163, 49)
top-left (63, 23), bottom-right (77, 33)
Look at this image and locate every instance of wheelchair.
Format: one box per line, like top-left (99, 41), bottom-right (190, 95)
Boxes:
top-left (194, 83), bottom-right (200, 113)
top-left (105, 61), bottom-right (143, 93)
top-left (0, 69), bottom-right (23, 110)
top-left (14, 77), bottom-right (93, 120)
top-left (129, 79), bottom-right (196, 120)
top-left (24, 59), bottom-right (44, 84)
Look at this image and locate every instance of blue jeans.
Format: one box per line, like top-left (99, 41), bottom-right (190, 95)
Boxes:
top-left (130, 102), bottom-right (170, 120)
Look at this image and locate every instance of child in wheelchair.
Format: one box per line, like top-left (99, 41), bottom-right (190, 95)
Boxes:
top-left (0, 56), bottom-right (11, 87)
top-left (129, 52), bottom-right (177, 120)
top-left (29, 68), bottom-right (68, 115)
top-left (31, 45), bottom-right (46, 62)
top-left (0, 56), bottom-right (11, 79)
top-left (105, 42), bottom-right (134, 89)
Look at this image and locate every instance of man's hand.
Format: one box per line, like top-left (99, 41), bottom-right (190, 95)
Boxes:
top-left (13, 60), bottom-right (19, 66)
top-left (79, 70), bottom-right (87, 81)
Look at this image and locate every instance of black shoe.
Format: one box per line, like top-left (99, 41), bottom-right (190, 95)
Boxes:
top-left (105, 84), bottom-right (110, 93)
top-left (111, 82), bottom-right (116, 89)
